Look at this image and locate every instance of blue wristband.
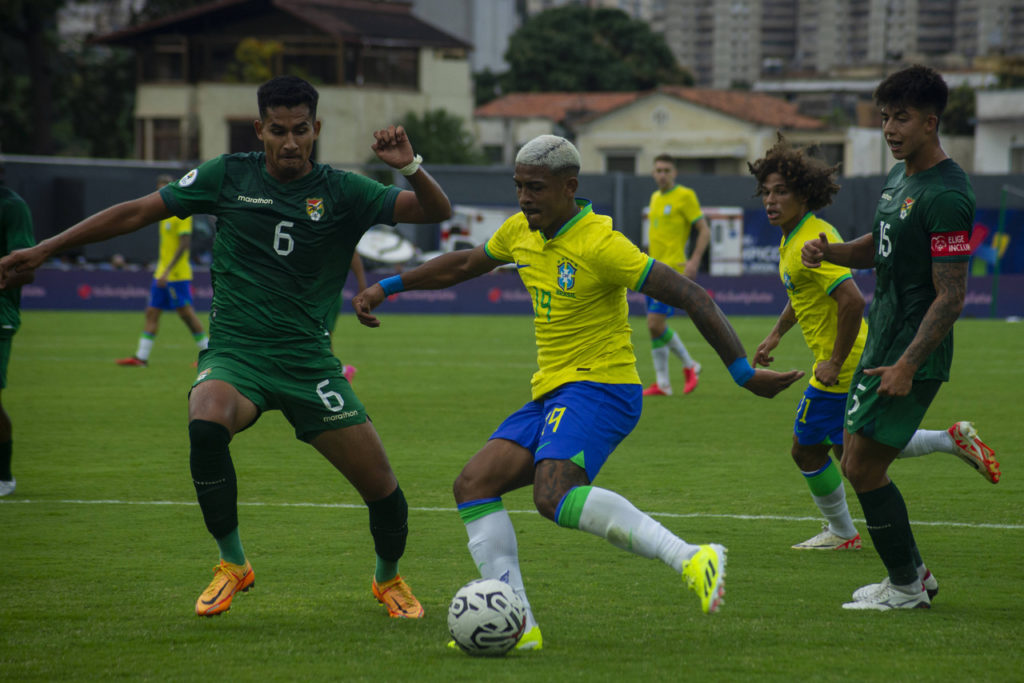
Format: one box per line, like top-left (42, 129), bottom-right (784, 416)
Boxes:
top-left (379, 275), bottom-right (404, 296)
top-left (727, 357), bottom-right (756, 386)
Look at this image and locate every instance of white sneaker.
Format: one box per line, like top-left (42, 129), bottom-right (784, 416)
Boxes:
top-left (0, 478), bottom-right (15, 497)
top-left (947, 421), bottom-right (1000, 483)
top-left (844, 581), bottom-right (931, 610)
top-left (852, 570), bottom-right (939, 602)
top-left (792, 524), bottom-right (862, 550)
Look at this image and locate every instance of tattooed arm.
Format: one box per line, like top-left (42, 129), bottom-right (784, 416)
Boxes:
top-left (640, 261), bottom-right (803, 397)
top-left (864, 260), bottom-right (967, 397)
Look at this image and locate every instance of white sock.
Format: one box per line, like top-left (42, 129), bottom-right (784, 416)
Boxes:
top-left (465, 508), bottom-right (537, 629)
top-left (196, 335), bottom-right (209, 350)
top-left (135, 334), bottom-right (154, 361)
top-left (652, 346), bottom-right (671, 390)
top-left (898, 429), bottom-right (953, 458)
top-left (666, 329), bottom-right (695, 367)
top-left (803, 471), bottom-right (859, 539)
top-left (576, 486), bottom-right (699, 573)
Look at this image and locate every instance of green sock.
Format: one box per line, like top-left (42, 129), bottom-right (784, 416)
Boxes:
top-left (375, 556), bottom-right (399, 583)
top-left (216, 527), bottom-right (246, 566)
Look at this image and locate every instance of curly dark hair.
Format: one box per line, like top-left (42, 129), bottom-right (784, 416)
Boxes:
top-left (874, 64), bottom-right (948, 118)
top-left (747, 134), bottom-right (840, 212)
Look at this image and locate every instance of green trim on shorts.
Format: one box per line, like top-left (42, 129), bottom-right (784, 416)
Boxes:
top-left (458, 499), bottom-right (505, 524)
top-left (556, 485), bottom-right (593, 529)
top-left (845, 371), bottom-right (942, 449)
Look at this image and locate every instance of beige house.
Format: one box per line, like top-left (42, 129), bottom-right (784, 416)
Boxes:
top-left (93, 0), bottom-right (473, 165)
top-left (475, 86), bottom-right (843, 174)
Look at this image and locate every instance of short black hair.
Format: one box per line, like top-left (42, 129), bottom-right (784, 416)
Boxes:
top-left (257, 75), bottom-right (319, 121)
top-left (874, 64), bottom-right (948, 118)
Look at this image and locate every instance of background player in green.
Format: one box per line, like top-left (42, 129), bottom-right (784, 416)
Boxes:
top-left (0, 75), bottom-right (452, 618)
top-left (116, 174), bottom-right (209, 367)
top-left (803, 65), bottom-right (982, 610)
top-left (642, 154), bottom-right (709, 396)
top-left (0, 162), bottom-right (36, 497)
top-left (750, 134), bottom-right (998, 553)
top-left (354, 135), bottom-right (804, 649)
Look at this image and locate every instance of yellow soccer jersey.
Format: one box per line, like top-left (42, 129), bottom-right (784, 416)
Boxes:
top-left (485, 200), bottom-right (654, 399)
top-left (779, 213), bottom-right (867, 393)
top-left (647, 185), bottom-right (703, 273)
top-left (157, 214), bottom-right (193, 281)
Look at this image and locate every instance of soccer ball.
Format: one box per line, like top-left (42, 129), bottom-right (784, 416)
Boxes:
top-left (447, 578), bottom-right (527, 657)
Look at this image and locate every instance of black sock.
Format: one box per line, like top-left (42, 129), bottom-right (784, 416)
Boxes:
top-left (0, 441), bottom-right (10, 480)
top-left (857, 482), bottom-right (919, 586)
top-left (189, 420), bottom-right (238, 539)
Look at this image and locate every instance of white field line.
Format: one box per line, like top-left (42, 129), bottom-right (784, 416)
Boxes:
top-left (2, 498), bottom-right (1021, 530)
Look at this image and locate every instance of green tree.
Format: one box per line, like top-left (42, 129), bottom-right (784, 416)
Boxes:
top-left (502, 6), bottom-right (692, 93)
top-left (393, 110), bottom-right (486, 165)
top-left (226, 38), bottom-right (283, 84)
top-left (942, 83), bottom-right (975, 136)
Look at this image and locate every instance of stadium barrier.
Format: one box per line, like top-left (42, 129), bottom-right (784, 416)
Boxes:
top-left (20, 268), bottom-right (1024, 319)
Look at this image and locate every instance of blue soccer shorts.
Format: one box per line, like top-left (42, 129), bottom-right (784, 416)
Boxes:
top-left (794, 384), bottom-right (848, 446)
top-left (489, 381), bottom-right (642, 482)
top-left (644, 295), bottom-right (675, 317)
top-left (149, 279), bottom-right (194, 311)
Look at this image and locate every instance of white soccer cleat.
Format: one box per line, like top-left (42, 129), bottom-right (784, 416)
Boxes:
top-left (852, 570), bottom-right (939, 602)
top-left (792, 524), bottom-right (862, 550)
top-left (842, 581), bottom-right (931, 611)
top-left (947, 421), bottom-right (1000, 484)
top-left (0, 478), bottom-right (15, 497)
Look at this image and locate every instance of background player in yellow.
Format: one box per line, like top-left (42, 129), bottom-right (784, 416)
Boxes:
top-left (353, 135), bottom-right (803, 648)
top-left (642, 154), bottom-right (709, 396)
top-left (751, 135), bottom-right (998, 556)
top-left (116, 174), bottom-right (208, 366)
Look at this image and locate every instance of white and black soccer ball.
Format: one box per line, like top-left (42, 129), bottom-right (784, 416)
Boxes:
top-left (447, 578), bottom-right (527, 657)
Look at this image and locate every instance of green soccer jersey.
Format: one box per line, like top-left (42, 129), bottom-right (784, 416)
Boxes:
top-left (0, 186), bottom-right (36, 337)
top-left (861, 159), bottom-right (974, 381)
top-left (160, 153), bottom-right (399, 350)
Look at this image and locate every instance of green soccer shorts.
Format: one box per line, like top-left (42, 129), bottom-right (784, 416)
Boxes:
top-left (844, 369), bottom-right (942, 449)
top-left (192, 346), bottom-right (366, 442)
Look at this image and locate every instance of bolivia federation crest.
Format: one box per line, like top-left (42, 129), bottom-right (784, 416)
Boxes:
top-left (306, 197), bottom-right (324, 221)
top-left (899, 197), bottom-right (915, 220)
top-left (557, 259), bottom-right (577, 291)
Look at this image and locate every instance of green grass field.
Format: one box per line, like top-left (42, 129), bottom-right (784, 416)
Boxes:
top-left (2, 310), bottom-right (1022, 681)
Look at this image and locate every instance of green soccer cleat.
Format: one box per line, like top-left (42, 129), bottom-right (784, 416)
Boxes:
top-left (683, 544), bottom-right (727, 614)
top-left (447, 625), bottom-right (542, 652)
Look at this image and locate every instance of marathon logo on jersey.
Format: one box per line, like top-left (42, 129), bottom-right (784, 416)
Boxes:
top-left (899, 197), bottom-right (915, 219)
top-left (306, 197), bottom-right (324, 221)
top-left (556, 259), bottom-right (577, 292)
top-left (931, 231), bottom-right (971, 257)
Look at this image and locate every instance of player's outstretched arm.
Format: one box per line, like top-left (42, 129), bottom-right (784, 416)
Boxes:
top-left (371, 125), bottom-right (452, 224)
top-left (352, 245), bottom-right (501, 328)
top-left (754, 301), bottom-right (797, 368)
top-left (641, 261), bottom-right (803, 397)
top-left (802, 232), bottom-right (875, 269)
top-left (0, 191), bottom-right (171, 288)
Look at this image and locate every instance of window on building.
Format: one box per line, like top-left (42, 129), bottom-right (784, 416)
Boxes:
top-left (344, 45), bottom-right (419, 89)
top-left (152, 119), bottom-right (183, 160)
top-left (140, 36), bottom-right (188, 82)
top-left (1012, 146), bottom-right (1024, 173)
top-left (228, 120), bottom-right (263, 154)
top-left (605, 154), bottom-right (636, 174)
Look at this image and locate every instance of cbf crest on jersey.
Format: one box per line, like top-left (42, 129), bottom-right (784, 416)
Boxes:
top-left (899, 197), bottom-right (915, 220)
top-left (557, 259), bottom-right (577, 292)
top-left (306, 197), bottom-right (324, 221)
